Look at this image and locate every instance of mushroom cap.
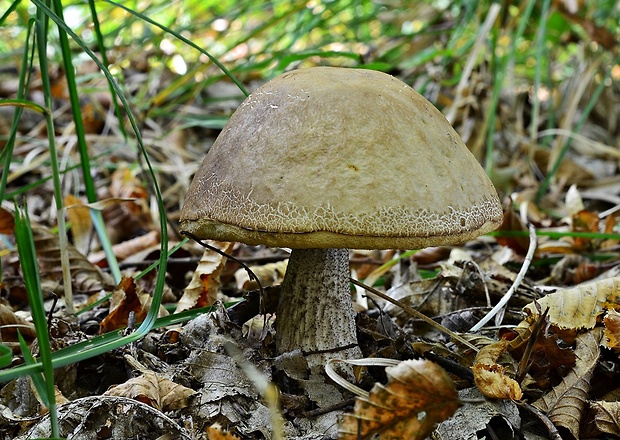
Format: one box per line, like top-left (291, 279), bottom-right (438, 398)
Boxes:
top-left (180, 67), bottom-right (502, 249)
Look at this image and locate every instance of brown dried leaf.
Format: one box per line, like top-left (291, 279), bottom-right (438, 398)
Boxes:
top-left (3, 207), bottom-right (115, 293)
top-left (88, 230), bottom-right (160, 265)
top-left (100, 276), bottom-right (168, 332)
top-left (175, 241), bottom-right (234, 313)
top-left (523, 277), bottom-right (620, 331)
top-left (104, 371), bottom-right (196, 411)
top-left (339, 359), bottom-right (459, 440)
top-left (495, 208), bottom-right (530, 256)
top-left (571, 210), bottom-right (600, 250)
top-left (533, 328), bottom-right (602, 439)
top-left (472, 340), bottom-right (522, 400)
top-left (0, 208), bottom-right (15, 234)
top-left (102, 166), bottom-right (152, 243)
top-left (0, 303), bottom-right (36, 350)
top-left (589, 401), bottom-right (620, 437)
top-left (503, 325), bottom-right (576, 389)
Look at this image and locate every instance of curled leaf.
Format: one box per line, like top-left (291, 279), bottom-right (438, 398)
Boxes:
top-left (472, 340), bottom-right (522, 400)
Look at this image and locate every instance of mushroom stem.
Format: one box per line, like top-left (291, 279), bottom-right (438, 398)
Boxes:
top-left (276, 248), bottom-right (361, 368)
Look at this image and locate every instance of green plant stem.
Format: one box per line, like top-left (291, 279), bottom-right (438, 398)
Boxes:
top-left (52, 0), bottom-right (121, 286)
top-left (17, 0), bottom-right (169, 378)
top-left (15, 204), bottom-right (59, 438)
top-left (35, 0), bottom-right (75, 316)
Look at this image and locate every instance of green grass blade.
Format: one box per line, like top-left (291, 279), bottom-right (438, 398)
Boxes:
top-left (14, 205), bottom-right (59, 437)
top-left (51, 0), bottom-right (122, 286)
top-left (25, 0), bottom-right (169, 365)
top-left (34, 1), bottom-right (75, 316)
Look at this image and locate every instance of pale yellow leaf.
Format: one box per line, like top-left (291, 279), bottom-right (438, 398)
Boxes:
top-left (589, 400), bottom-right (620, 437)
top-left (523, 277), bottom-right (620, 330)
top-left (64, 194), bottom-right (92, 255)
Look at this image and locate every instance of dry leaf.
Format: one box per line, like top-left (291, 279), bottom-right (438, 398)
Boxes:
top-left (532, 328), bottom-right (602, 439)
top-left (472, 340), bottom-right (522, 400)
top-left (104, 371), bottom-right (196, 412)
top-left (102, 166), bottom-right (152, 243)
top-left (88, 230), bottom-right (160, 265)
top-left (100, 276), bottom-right (168, 332)
top-left (501, 325), bottom-right (575, 389)
top-left (175, 241), bottom-right (234, 313)
top-left (2, 207), bottom-right (115, 293)
top-left (523, 277), bottom-right (620, 331)
top-left (234, 260), bottom-right (288, 290)
top-left (603, 309), bottom-right (620, 352)
top-left (64, 194), bottom-right (92, 256)
top-left (339, 359), bottom-right (459, 440)
top-left (571, 210), bottom-right (600, 250)
top-left (0, 208), bottom-right (14, 234)
top-left (0, 303), bottom-right (36, 351)
top-left (588, 400), bottom-right (620, 437)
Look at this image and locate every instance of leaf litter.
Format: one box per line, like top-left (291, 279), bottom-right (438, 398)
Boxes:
top-left (1, 2), bottom-right (620, 439)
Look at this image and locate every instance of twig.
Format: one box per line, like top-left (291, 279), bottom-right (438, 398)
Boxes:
top-left (516, 401), bottom-right (563, 440)
top-left (350, 278), bottom-right (478, 352)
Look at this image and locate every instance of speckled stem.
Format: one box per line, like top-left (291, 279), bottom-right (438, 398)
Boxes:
top-left (276, 248), bottom-right (361, 367)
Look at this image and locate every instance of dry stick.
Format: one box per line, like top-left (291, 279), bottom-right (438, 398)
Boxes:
top-left (516, 401), bottom-right (563, 440)
top-left (350, 278), bottom-right (478, 352)
top-left (470, 222), bottom-right (537, 332)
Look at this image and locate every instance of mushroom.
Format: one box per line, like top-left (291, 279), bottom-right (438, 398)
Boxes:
top-left (180, 67), bottom-right (503, 370)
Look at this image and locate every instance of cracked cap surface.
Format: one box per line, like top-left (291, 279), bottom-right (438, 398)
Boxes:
top-left (180, 67), bottom-right (503, 249)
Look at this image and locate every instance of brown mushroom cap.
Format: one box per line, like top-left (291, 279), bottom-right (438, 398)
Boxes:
top-left (180, 67), bottom-right (502, 249)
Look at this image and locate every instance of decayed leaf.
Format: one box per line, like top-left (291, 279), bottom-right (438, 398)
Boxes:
top-left (88, 229), bottom-right (160, 265)
top-left (533, 328), bottom-right (602, 439)
top-left (104, 371), bottom-right (196, 412)
top-left (99, 276), bottom-right (168, 332)
top-left (0, 208), bottom-right (14, 234)
top-left (523, 277), bottom-right (620, 331)
top-left (206, 423), bottom-right (242, 440)
top-left (234, 260), bottom-right (288, 290)
top-left (0, 303), bottom-right (36, 351)
top-left (64, 194), bottom-right (92, 256)
top-left (501, 325), bottom-right (576, 389)
top-left (571, 209), bottom-right (600, 250)
top-left (4, 207), bottom-right (115, 293)
top-left (175, 241), bottom-right (234, 313)
top-left (588, 401), bottom-right (620, 437)
top-left (339, 359), bottom-right (459, 440)
top-left (603, 308), bottom-right (620, 352)
top-left (472, 340), bottom-right (522, 400)
top-left (102, 166), bottom-right (152, 244)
